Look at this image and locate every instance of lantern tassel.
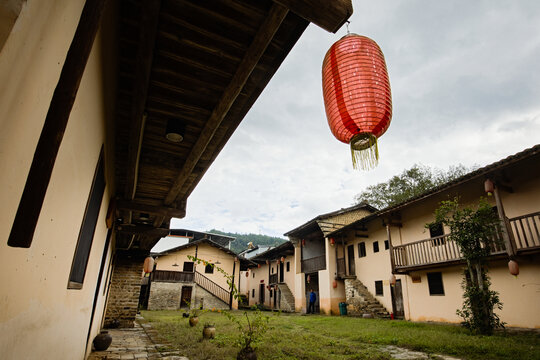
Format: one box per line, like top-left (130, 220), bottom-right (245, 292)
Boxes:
top-left (350, 133), bottom-right (379, 170)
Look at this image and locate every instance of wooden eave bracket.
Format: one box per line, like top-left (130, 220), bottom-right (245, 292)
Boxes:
top-left (272, 0), bottom-right (353, 33)
top-left (116, 224), bottom-right (170, 237)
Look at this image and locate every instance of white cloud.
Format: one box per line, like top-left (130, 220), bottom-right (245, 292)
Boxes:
top-left (172, 0), bottom-right (540, 238)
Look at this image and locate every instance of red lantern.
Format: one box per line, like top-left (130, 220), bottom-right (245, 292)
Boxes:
top-left (508, 259), bottom-right (519, 276)
top-left (332, 280), bottom-right (338, 289)
top-left (322, 34), bottom-right (392, 170)
top-left (302, 239), bottom-right (306, 247)
top-left (280, 256), bottom-right (285, 263)
top-left (245, 271), bottom-right (249, 278)
top-left (307, 275), bottom-right (311, 284)
top-left (257, 263), bottom-right (261, 268)
top-left (330, 238), bottom-right (335, 246)
top-left (389, 274), bottom-right (397, 286)
top-left (484, 179), bottom-right (495, 196)
top-left (143, 256), bottom-right (154, 273)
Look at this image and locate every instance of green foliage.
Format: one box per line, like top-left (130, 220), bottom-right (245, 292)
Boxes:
top-left (187, 255), bottom-right (273, 355)
top-left (208, 229), bottom-right (286, 253)
top-left (430, 198), bottom-right (505, 335)
top-left (141, 311), bottom-right (540, 360)
top-left (354, 164), bottom-right (474, 209)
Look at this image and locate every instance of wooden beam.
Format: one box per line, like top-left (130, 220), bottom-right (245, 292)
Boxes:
top-left (116, 199), bottom-right (186, 218)
top-left (273, 0), bottom-right (352, 33)
top-left (124, 0), bottom-right (161, 208)
top-left (116, 224), bottom-right (170, 237)
top-left (8, 0), bottom-right (108, 248)
top-left (162, 3), bottom-right (289, 207)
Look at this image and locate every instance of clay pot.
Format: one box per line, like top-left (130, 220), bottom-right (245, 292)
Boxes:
top-left (202, 325), bottom-right (215, 339)
top-left (237, 346), bottom-right (257, 360)
top-left (93, 330), bottom-right (112, 351)
top-left (189, 316), bottom-right (199, 327)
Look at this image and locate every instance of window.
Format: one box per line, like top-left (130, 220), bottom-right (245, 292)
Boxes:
top-left (375, 280), bottom-right (383, 296)
top-left (68, 149), bottom-right (106, 289)
top-left (286, 261), bottom-right (290, 272)
top-left (358, 242), bottom-right (366, 257)
top-left (373, 241), bottom-right (379, 253)
top-left (427, 272), bottom-right (444, 295)
top-left (205, 264), bottom-right (214, 274)
top-left (252, 289), bottom-right (255, 298)
top-left (270, 290), bottom-right (273, 298)
top-left (429, 222), bottom-right (445, 246)
top-left (271, 267), bottom-right (274, 274)
top-left (384, 240), bottom-right (389, 250)
top-left (252, 272), bottom-right (255, 278)
top-left (183, 262), bottom-right (194, 272)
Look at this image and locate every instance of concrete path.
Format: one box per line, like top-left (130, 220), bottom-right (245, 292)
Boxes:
top-left (87, 316), bottom-right (188, 360)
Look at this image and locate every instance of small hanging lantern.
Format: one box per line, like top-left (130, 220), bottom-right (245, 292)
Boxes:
top-left (280, 256), bottom-right (285, 263)
top-left (245, 271), bottom-right (249, 277)
top-left (307, 275), bottom-right (311, 284)
top-left (332, 280), bottom-right (338, 289)
top-left (322, 34), bottom-right (392, 170)
top-left (389, 274), bottom-right (397, 286)
top-left (484, 179), bottom-right (495, 196)
top-left (330, 238), bottom-right (335, 246)
top-left (508, 259), bottom-right (519, 277)
top-left (143, 256), bottom-right (154, 273)
top-left (257, 263), bottom-right (261, 268)
top-left (302, 239), bottom-right (306, 247)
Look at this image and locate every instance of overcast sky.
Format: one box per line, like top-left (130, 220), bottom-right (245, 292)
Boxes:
top-left (170, 0), bottom-right (540, 239)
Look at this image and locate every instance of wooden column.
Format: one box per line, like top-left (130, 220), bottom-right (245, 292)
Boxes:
top-left (342, 236), bottom-right (346, 276)
top-left (492, 182), bottom-right (517, 257)
top-left (386, 224), bottom-right (396, 274)
top-left (8, 0), bottom-right (108, 248)
top-left (229, 260), bottom-right (236, 310)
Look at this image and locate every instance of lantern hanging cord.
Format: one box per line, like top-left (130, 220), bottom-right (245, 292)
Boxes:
top-left (350, 133), bottom-right (379, 170)
top-left (345, 21), bottom-right (350, 35)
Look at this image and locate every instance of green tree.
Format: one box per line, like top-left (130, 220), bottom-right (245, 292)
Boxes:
top-left (354, 164), bottom-right (473, 209)
top-left (208, 229), bottom-right (286, 253)
top-left (430, 198), bottom-right (505, 335)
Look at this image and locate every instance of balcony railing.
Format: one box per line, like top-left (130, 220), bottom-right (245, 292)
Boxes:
top-left (510, 211), bottom-right (540, 250)
top-left (392, 211), bottom-right (540, 272)
top-left (301, 255), bottom-right (326, 273)
top-left (152, 270), bottom-right (194, 283)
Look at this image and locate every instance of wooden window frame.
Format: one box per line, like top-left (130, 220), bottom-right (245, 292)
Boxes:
top-left (384, 240), bottom-right (389, 250)
top-left (373, 241), bottom-right (379, 253)
top-left (358, 242), bottom-right (366, 257)
top-left (375, 280), bottom-right (383, 296)
top-left (67, 148), bottom-right (106, 289)
top-left (427, 272), bottom-right (445, 296)
top-left (183, 261), bottom-right (194, 272)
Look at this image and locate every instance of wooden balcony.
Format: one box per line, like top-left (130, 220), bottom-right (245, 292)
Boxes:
top-left (301, 255), bottom-right (326, 273)
top-left (152, 270), bottom-right (194, 283)
top-left (392, 211), bottom-right (539, 273)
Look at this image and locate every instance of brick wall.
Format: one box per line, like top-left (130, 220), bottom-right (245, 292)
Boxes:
top-left (103, 251), bottom-right (145, 328)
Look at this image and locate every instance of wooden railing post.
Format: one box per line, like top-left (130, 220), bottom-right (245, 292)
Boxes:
top-left (492, 181), bottom-right (517, 257)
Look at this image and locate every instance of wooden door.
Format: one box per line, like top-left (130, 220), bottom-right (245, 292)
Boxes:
top-left (391, 280), bottom-right (404, 318)
top-left (259, 284), bottom-right (265, 304)
top-left (279, 262), bottom-right (284, 283)
top-left (180, 286), bottom-right (192, 308)
top-left (347, 245), bottom-right (355, 275)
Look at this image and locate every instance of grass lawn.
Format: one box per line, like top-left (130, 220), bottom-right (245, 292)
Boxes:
top-left (140, 310), bottom-right (540, 360)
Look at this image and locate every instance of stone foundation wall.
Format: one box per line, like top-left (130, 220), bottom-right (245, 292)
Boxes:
top-left (148, 282), bottom-right (185, 310)
top-left (103, 251), bottom-right (145, 328)
top-left (146, 281), bottom-right (229, 311)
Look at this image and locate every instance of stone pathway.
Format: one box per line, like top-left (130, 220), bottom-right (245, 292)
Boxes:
top-left (88, 316), bottom-right (188, 360)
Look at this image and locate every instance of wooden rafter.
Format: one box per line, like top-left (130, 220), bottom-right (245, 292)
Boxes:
top-left (162, 3), bottom-right (289, 207)
top-left (116, 199), bottom-right (186, 218)
top-left (123, 0), bottom-right (161, 219)
top-left (273, 0), bottom-right (352, 33)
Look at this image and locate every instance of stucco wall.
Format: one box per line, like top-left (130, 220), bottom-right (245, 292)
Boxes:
top-left (0, 1), bottom-right (116, 358)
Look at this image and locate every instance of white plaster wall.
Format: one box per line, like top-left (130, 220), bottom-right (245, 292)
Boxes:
top-left (0, 1), bottom-right (115, 358)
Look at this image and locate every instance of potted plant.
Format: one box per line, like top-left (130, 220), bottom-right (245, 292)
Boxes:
top-left (187, 302), bottom-right (201, 327)
top-left (202, 323), bottom-right (216, 339)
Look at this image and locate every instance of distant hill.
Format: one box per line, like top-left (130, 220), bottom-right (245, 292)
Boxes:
top-left (207, 229), bottom-right (287, 254)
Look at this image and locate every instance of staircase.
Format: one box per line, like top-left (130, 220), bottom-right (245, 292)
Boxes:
top-left (276, 283), bottom-right (295, 312)
top-left (344, 278), bottom-right (390, 318)
top-left (194, 271), bottom-right (230, 307)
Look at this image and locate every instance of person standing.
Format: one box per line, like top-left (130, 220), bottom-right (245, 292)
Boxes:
top-left (308, 290), bottom-right (316, 314)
